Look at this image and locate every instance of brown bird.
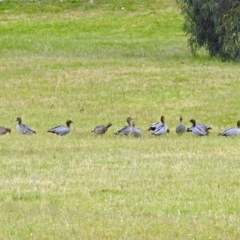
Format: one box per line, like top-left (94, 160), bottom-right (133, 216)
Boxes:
top-left (92, 123), bottom-right (112, 135)
top-left (0, 126), bottom-right (11, 135)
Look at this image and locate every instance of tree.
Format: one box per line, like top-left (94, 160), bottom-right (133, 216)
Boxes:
top-left (176, 0), bottom-right (240, 61)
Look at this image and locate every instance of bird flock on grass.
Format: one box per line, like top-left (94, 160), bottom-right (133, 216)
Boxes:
top-left (0, 116), bottom-right (240, 137)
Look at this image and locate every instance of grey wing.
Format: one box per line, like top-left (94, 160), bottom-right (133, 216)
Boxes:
top-left (117, 126), bottom-right (132, 135)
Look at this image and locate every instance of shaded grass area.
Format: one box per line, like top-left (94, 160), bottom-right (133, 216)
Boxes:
top-left (1, 0), bottom-right (240, 239)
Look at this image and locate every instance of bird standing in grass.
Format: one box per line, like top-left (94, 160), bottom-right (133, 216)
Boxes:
top-left (115, 117), bottom-right (133, 136)
top-left (218, 120), bottom-right (240, 136)
top-left (187, 120), bottom-right (212, 133)
top-left (148, 115), bottom-right (164, 131)
top-left (92, 123), bottom-right (112, 135)
top-left (16, 117), bottom-right (36, 134)
top-left (48, 120), bottom-right (73, 136)
top-left (175, 116), bottom-right (186, 135)
top-left (0, 126), bottom-right (11, 135)
top-left (151, 116), bottom-right (169, 136)
top-left (130, 122), bottom-right (142, 137)
top-left (188, 119), bottom-right (208, 136)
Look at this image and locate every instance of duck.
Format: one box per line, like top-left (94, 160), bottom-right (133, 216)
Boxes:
top-left (148, 116), bottom-right (164, 131)
top-left (188, 119), bottom-right (208, 136)
top-left (151, 116), bottom-right (169, 136)
top-left (48, 120), bottom-right (73, 136)
top-left (16, 117), bottom-right (36, 134)
top-left (92, 123), bottom-right (112, 135)
top-left (187, 120), bottom-right (212, 133)
top-left (0, 126), bottom-right (11, 135)
top-left (115, 117), bottom-right (133, 136)
top-left (130, 122), bottom-right (142, 137)
top-left (218, 120), bottom-right (240, 136)
top-left (175, 116), bottom-right (186, 134)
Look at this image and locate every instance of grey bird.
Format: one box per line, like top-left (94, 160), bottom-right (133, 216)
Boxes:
top-left (48, 120), bottom-right (73, 136)
top-left (219, 120), bottom-right (240, 136)
top-left (151, 116), bottom-right (169, 136)
top-left (0, 126), bottom-right (11, 135)
top-left (175, 116), bottom-right (186, 134)
top-left (148, 116), bottom-right (164, 131)
top-left (16, 117), bottom-right (36, 134)
top-left (188, 119), bottom-right (208, 136)
top-left (130, 122), bottom-right (142, 137)
top-left (187, 120), bottom-right (212, 133)
top-left (92, 123), bottom-right (112, 135)
top-left (115, 117), bottom-right (133, 136)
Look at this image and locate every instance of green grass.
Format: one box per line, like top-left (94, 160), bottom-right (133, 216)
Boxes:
top-left (1, 0), bottom-right (240, 239)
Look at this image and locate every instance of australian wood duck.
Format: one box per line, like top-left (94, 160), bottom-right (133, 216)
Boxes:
top-left (48, 120), bottom-right (73, 136)
top-left (115, 117), bottom-right (133, 136)
top-left (0, 126), bottom-right (11, 135)
top-left (148, 116), bottom-right (164, 131)
top-left (187, 120), bottom-right (212, 133)
top-left (219, 120), bottom-right (240, 136)
top-left (175, 116), bottom-right (186, 134)
top-left (92, 123), bottom-right (112, 135)
top-left (130, 122), bottom-right (142, 137)
top-left (151, 116), bottom-right (169, 136)
top-left (188, 119), bottom-right (208, 136)
top-left (16, 117), bottom-right (36, 134)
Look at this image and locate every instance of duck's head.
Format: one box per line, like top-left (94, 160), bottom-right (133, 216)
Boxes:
top-left (237, 120), bottom-right (240, 128)
top-left (189, 119), bottom-right (196, 126)
top-left (127, 117), bottom-right (133, 125)
top-left (6, 128), bottom-right (11, 133)
top-left (66, 120), bottom-right (73, 127)
top-left (16, 117), bottom-right (22, 124)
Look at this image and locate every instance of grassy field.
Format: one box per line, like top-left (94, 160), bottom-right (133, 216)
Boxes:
top-left (1, 0), bottom-right (240, 239)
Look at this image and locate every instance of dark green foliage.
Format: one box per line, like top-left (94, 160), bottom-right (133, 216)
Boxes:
top-left (177, 0), bottom-right (240, 61)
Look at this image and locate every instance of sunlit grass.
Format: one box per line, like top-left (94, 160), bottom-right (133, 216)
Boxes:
top-left (0, 0), bottom-right (240, 239)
